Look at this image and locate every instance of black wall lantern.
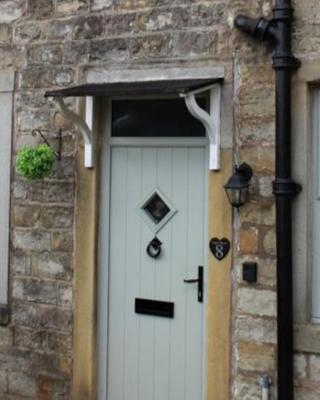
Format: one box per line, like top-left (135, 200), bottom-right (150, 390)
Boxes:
top-left (224, 162), bottom-right (253, 208)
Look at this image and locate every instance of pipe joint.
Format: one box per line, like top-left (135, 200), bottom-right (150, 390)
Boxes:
top-left (234, 15), bottom-right (275, 42)
top-left (273, 178), bottom-right (302, 197)
top-left (272, 54), bottom-right (301, 70)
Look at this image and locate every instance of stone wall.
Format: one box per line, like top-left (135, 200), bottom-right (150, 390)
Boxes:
top-left (0, 0), bottom-right (318, 398)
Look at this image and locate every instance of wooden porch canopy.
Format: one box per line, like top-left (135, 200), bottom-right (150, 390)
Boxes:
top-left (45, 75), bottom-right (223, 170)
top-left (44, 78), bottom-right (222, 98)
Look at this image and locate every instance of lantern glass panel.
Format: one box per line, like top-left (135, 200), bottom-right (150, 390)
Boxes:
top-left (239, 187), bottom-right (249, 206)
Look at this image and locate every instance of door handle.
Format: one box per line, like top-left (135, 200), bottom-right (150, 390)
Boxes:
top-left (183, 266), bottom-right (203, 303)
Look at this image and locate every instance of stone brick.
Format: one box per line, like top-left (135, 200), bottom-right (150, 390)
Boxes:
top-left (11, 251), bottom-right (32, 276)
top-left (0, 1), bottom-right (22, 23)
top-left (91, 0), bottom-right (112, 11)
top-left (14, 21), bottom-right (43, 43)
top-left (16, 91), bottom-right (49, 109)
top-left (238, 227), bottom-right (259, 254)
top-left (104, 12), bottom-right (136, 36)
top-left (12, 302), bottom-right (73, 332)
top-left (51, 231), bottom-right (73, 252)
top-left (263, 228), bottom-right (276, 256)
top-left (130, 34), bottom-right (170, 59)
top-left (237, 341), bottom-right (275, 372)
top-left (294, 353), bottom-right (308, 381)
top-left (295, 387), bottom-right (320, 400)
top-left (0, 348), bottom-right (32, 371)
top-left (309, 355), bottom-right (320, 383)
top-left (8, 372), bottom-right (36, 398)
top-left (236, 316), bottom-right (276, 344)
top-left (12, 279), bottom-right (58, 305)
top-left (47, 331), bottom-right (72, 353)
top-left (32, 252), bottom-right (72, 281)
top-left (25, 181), bottom-right (74, 203)
top-left (0, 24), bottom-right (12, 42)
top-left (56, 0), bottom-right (88, 14)
top-left (139, 7), bottom-right (188, 32)
top-left (45, 18), bottom-right (75, 40)
top-left (237, 288), bottom-right (277, 317)
top-left (189, 3), bottom-right (226, 27)
top-left (20, 66), bottom-right (75, 89)
top-left (13, 230), bottom-right (51, 252)
top-left (257, 257), bottom-right (276, 287)
top-left (32, 352), bottom-right (72, 377)
top-left (36, 374), bottom-right (70, 399)
top-left (27, 44), bottom-right (63, 65)
top-left (239, 145), bottom-right (275, 174)
top-left (239, 200), bottom-right (275, 225)
top-left (41, 206), bottom-right (73, 229)
top-left (27, 0), bottom-right (54, 18)
top-left (14, 327), bottom-right (46, 351)
top-left (259, 175), bottom-right (274, 198)
top-left (74, 15), bottom-right (105, 39)
top-left (233, 374), bottom-right (263, 400)
top-left (58, 283), bottom-right (73, 307)
top-left (171, 31), bottom-right (217, 57)
top-left (16, 108), bottom-right (51, 132)
top-left (0, 369), bottom-right (8, 393)
top-left (0, 45), bottom-right (21, 68)
top-left (13, 205), bottom-right (41, 228)
top-left (90, 38), bottom-right (130, 62)
top-left (63, 41), bottom-right (90, 64)
top-left (50, 157), bottom-right (75, 180)
top-left (0, 327), bottom-right (13, 347)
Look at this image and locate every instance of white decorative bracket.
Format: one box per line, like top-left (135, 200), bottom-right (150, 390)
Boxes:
top-left (181, 84), bottom-right (221, 170)
top-left (56, 96), bottom-right (94, 168)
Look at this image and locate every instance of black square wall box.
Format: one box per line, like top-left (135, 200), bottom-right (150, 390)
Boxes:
top-left (242, 262), bottom-right (258, 283)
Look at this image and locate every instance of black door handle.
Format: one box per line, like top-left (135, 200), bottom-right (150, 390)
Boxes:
top-left (183, 266), bottom-right (203, 303)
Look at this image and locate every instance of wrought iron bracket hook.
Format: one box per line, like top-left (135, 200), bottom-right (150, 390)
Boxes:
top-left (31, 129), bottom-right (62, 161)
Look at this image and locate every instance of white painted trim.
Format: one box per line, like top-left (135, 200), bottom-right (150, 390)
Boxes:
top-left (86, 66), bottom-right (224, 85)
top-left (182, 84), bottom-right (221, 170)
top-left (0, 70), bottom-right (14, 311)
top-left (138, 187), bottom-right (178, 234)
top-left (55, 97), bottom-right (94, 168)
top-left (109, 137), bottom-right (208, 147)
top-left (97, 99), bottom-right (209, 400)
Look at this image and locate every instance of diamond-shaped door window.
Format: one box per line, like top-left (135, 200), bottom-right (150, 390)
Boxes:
top-left (139, 189), bottom-right (177, 233)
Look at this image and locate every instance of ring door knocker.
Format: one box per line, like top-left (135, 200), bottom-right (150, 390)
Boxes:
top-left (146, 237), bottom-right (162, 259)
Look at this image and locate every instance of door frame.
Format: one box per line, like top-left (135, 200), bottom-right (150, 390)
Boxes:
top-left (97, 97), bottom-right (210, 400)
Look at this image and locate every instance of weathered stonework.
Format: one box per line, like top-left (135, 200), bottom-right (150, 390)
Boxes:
top-left (0, 0), bottom-right (316, 398)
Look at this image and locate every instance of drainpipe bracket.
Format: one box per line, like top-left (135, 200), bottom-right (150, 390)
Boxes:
top-left (272, 54), bottom-right (301, 70)
top-left (273, 178), bottom-right (302, 197)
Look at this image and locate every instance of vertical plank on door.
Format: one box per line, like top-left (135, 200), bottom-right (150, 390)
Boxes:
top-left (108, 148), bottom-right (128, 400)
top-left (139, 148), bottom-right (157, 400)
top-left (124, 148), bottom-right (143, 400)
top-left (154, 148), bottom-right (173, 400)
top-left (169, 148), bottom-right (189, 400)
top-left (185, 148), bottom-right (205, 400)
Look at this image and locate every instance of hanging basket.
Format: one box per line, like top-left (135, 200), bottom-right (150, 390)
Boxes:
top-left (16, 144), bottom-right (55, 180)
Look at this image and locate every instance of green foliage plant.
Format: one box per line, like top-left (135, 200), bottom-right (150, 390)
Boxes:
top-left (16, 144), bottom-right (55, 180)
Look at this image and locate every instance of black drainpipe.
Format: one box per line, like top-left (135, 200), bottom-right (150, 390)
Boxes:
top-left (234, 1), bottom-right (301, 399)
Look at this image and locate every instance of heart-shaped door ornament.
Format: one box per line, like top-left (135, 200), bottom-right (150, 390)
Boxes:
top-left (209, 238), bottom-right (230, 261)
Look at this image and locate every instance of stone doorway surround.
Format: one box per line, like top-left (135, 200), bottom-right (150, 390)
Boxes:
top-left (71, 66), bottom-right (233, 400)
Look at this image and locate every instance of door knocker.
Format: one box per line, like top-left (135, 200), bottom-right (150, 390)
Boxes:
top-left (146, 237), bottom-right (162, 259)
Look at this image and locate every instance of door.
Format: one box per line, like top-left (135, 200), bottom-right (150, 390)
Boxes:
top-left (107, 146), bottom-right (207, 400)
